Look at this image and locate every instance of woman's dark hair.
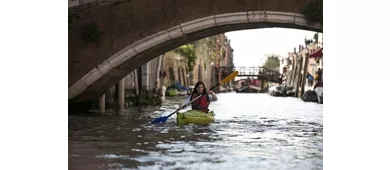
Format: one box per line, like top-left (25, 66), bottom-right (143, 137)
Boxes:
top-left (190, 81), bottom-right (207, 100)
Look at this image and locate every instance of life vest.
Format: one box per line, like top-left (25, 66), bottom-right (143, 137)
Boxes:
top-left (191, 95), bottom-right (210, 112)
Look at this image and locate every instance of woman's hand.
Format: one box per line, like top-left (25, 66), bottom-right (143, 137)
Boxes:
top-left (208, 90), bottom-right (218, 101)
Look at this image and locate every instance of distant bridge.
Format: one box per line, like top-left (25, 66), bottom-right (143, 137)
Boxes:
top-left (216, 66), bottom-right (282, 83)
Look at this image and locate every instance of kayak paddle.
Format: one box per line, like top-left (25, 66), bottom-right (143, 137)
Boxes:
top-left (151, 71), bottom-right (238, 123)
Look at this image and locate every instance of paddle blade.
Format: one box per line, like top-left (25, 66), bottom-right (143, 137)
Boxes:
top-left (220, 71), bottom-right (238, 84)
top-left (151, 116), bottom-right (169, 123)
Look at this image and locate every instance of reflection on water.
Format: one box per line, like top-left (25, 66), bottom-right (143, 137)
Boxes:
top-left (69, 93), bottom-right (323, 170)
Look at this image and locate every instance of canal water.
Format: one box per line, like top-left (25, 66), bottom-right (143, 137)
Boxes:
top-left (69, 93), bottom-right (323, 170)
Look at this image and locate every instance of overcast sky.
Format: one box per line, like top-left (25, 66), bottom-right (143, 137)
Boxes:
top-left (225, 28), bottom-right (317, 67)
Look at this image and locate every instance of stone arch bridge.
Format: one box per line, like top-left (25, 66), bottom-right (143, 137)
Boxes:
top-left (68, 0), bottom-right (322, 108)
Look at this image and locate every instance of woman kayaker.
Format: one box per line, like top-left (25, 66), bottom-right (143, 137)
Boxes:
top-left (180, 81), bottom-right (218, 112)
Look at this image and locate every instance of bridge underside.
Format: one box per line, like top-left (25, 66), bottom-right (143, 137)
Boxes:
top-left (68, 0), bottom-right (322, 112)
top-left (69, 22), bottom-right (319, 104)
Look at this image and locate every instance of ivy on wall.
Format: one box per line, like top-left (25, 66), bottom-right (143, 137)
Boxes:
top-left (171, 34), bottom-right (228, 72)
top-left (174, 43), bottom-right (197, 71)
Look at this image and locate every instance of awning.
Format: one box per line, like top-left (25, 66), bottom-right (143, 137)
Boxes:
top-left (309, 48), bottom-right (323, 58)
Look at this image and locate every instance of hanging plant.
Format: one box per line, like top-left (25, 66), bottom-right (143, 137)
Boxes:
top-left (305, 39), bottom-right (314, 46)
top-left (68, 10), bottom-right (80, 30)
top-left (315, 57), bottom-right (321, 64)
top-left (68, 10), bottom-right (80, 24)
top-left (82, 23), bottom-right (102, 42)
top-left (302, 0), bottom-right (323, 25)
top-left (313, 33), bottom-right (319, 43)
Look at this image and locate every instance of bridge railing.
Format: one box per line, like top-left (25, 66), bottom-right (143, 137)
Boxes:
top-left (231, 66), bottom-right (261, 76)
top-left (215, 66), bottom-right (282, 83)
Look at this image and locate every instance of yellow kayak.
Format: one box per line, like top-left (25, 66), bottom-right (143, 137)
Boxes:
top-left (176, 110), bottom-right (215, 125)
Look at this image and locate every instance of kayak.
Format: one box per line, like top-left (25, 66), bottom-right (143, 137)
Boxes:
top-left (176, 110), bottom-right (215, 125)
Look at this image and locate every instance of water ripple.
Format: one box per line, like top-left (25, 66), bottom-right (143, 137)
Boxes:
top-left (69, 93), bottom-right (322, 170)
